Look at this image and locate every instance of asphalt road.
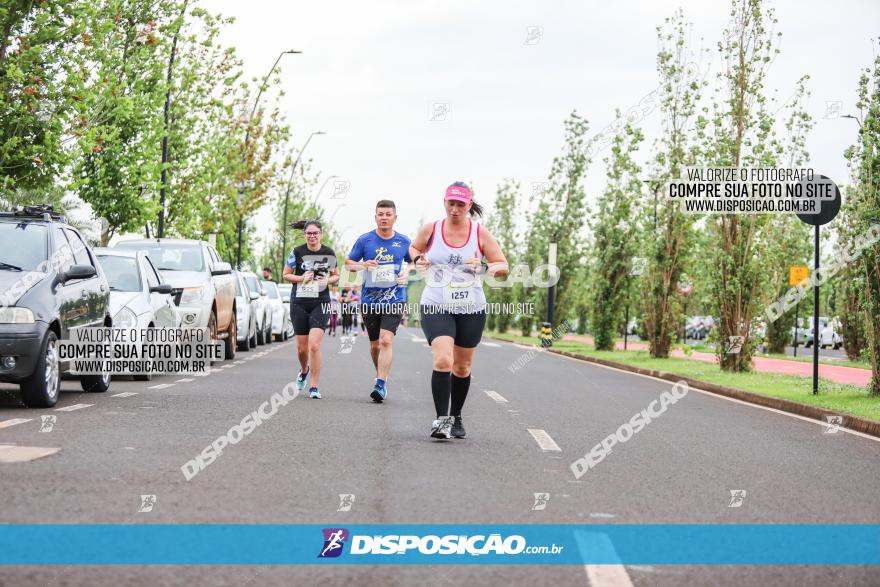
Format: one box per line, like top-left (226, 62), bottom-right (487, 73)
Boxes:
top-left (1, 326), bottom-right (878, 586)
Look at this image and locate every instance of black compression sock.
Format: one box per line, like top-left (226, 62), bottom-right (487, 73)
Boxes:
top-left (431, 370), bottom-right (452, 417)
top-left (450, 374), bottom-right (471, 416)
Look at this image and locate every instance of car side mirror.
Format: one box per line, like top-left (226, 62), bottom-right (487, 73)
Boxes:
top-left (62, 264), bottom-right (97, 282)
top-left (260, 288), bottom-right (267, 296)
top-left (249, 292), bottom-right (260, 301)
top-left (150, 284), bottom-right (173, 295)
top-left (211, 261), bottom-right (232, 276)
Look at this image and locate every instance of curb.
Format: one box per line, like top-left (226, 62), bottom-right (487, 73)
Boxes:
top-left (486, 335), bottom-right (880, 439)
top-left (549, 349), bottom-right (880, 439)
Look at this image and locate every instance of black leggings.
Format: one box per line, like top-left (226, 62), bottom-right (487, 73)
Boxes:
top-left (290, 301), bottom-right (329, 335)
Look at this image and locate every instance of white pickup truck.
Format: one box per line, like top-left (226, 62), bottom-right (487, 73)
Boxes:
top-left (113, 239), bottom-right (238, 360)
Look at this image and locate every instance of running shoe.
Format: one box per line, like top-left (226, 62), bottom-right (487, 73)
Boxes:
top-left (451, 415), bottom-right (466, 439)
top-left (370, 383), bottom-right (387, 403)
top-left (430, 416), bottom-right (453, 439)
top-left (296, 366), bottom-right (310, 391)
top-left (309, 387), bottom-right (322, 399)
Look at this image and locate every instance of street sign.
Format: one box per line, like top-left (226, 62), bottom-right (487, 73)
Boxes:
top-left (789, 265), bottom-right (809, 286)
top-left (795, 174), bottom-right (842, 396)
top-left (796, 175), bottom-right (841, 227)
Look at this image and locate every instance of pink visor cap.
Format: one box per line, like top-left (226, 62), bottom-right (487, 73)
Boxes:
top-left (445, 184), bottom-right (473, 203)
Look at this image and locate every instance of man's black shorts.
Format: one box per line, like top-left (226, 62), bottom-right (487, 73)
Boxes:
top-left (290, 301), bottom-right (329, 335)
top-left (361, 304), bottom-right (405, 341)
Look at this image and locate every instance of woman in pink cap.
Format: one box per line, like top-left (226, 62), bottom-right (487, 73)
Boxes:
top-left (409, 181), bottom-right (509, 440)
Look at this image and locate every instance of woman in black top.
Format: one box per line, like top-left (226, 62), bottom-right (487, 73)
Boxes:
top-left (282, 220), bottom-right (339, 399)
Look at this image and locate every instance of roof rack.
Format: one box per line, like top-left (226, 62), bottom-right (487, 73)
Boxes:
top-left (0, 204), bottom-right (66, 222)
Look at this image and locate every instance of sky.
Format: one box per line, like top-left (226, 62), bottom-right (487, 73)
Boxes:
top-left (208, 0), bottom-right (879, 255)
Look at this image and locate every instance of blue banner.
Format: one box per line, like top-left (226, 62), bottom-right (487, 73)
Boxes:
top-left (0, 524), bottom-right (877, 565)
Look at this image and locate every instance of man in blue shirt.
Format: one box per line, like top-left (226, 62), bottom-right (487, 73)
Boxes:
top-left (345, 200), bottom-right (412, 403)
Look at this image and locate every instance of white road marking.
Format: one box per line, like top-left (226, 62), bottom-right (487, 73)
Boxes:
top-left (55, 403), bottom-right (93, 412)
top-left (485, 390), bottom-right (509, 403)
top-left (527, 428), bottom-right (562, 452)
top-left (481, 341), bottom-right (501, 347)
top-left (0, 445), bottom-right (61, 463)
top-left (0, 418), bottom-right (32, 429)
top-left (148, 383), bottom-right (174, 390)
top-left (410, 336), bottom-right (427, 343)
top-left (550, 351), bottom-right (880, 443)
top-left (574, 531), bottom-right (634, 587)
top-left (110, 392), bottom-right (138, 398)
top-left (176, 378), bottom-right (194, 383)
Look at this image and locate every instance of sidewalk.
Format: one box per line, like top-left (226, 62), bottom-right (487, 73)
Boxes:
top-left (561, 335), bottom-right (872, 387)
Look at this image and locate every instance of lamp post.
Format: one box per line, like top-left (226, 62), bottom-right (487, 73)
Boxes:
top-left (236, 49), bottom-right (301, 268)
top-left (279, 131), bottom-right (326, 277)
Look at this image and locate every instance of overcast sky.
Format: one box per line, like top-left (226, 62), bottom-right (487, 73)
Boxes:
top-left (209, 0), bottom-right (879, 254)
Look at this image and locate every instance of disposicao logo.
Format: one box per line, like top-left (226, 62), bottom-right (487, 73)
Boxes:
top-left (318, 528), bottom-right (349, 558)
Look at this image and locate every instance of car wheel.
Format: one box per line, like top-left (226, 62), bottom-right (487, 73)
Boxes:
top-left (20, 330), bottom-right (61, 408)
top-left (208, 310), bottom-right (219, 365)
top-left (224, 314), bottom-right (236, 361)
top-left (264, 322), bottom-right (273, 345)
top-left (134, 325), bottom-right (154, 381)
top-left (256, 322), bottom-right (264, 345)
top-left (238, 323), bottom-right (251, 352)
top-left (249, 320), bottom-right (257, 348)
top-left (81, 369), bottom-right (111, 393)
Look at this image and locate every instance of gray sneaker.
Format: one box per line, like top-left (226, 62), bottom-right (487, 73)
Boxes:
top-left (430, 416), bottom-right (453, 439)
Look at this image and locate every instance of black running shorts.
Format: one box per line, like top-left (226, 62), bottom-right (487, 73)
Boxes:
top-left (419, 307), bottom-right (487, 348)
top-left (362, 305), bottom-right (404, 341)
top-left (290, 301), bottom-right (329, 335)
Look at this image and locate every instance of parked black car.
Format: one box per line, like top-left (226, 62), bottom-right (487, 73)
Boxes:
top-left (0, 205), bottom-right (112, 407)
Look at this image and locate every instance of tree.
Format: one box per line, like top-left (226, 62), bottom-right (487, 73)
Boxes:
top-left (0, 1), bottom-right (90, 195)
top-left (844, 52), bottom-right (880, 394)
top-left (589, 118), bottom-right (644, 350)
top-left (484, 178), bottom-right (521, 333)
top-left (700, 0), bottom-right (792, 372)
top-left (641, 9), bottom-right (703, 358)
top-left (70, 0), bottom-right (176, 244)
top-left (522, 111), bottom-right (591, 334)
top-left (762, 76), bottom-right (813, 354)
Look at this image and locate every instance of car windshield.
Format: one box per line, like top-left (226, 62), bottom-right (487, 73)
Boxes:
top-left (244, 274), bottom-right (260, 293)
top-left (98, 255), bottom-right (142, 292)
top-left (263, 282), bottom-right (279, 299)
top-left (278, 284), bottom-right (291, 299)
top-left (0, 222), bottom-right (48, 271)
top-left (115, 242), bottom-right (204, 272)
top-left (234, 275), bottom-right (243, 296)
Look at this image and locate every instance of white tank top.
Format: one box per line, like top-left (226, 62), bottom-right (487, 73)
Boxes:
top-left (419, 219), bottom-right (487, 313)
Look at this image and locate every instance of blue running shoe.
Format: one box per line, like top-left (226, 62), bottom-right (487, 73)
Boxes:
top-left (296, 366), bottom-right (310, 391)
top-left (309, 387), bottom-right (321, 399)
top-left (370, 383), bottom-right (387, 403)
